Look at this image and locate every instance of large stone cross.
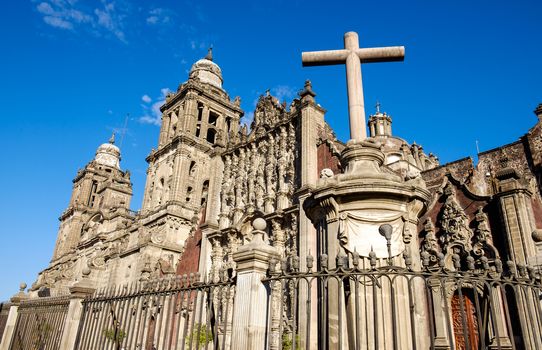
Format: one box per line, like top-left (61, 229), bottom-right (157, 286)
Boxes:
top-left (302, 31), bottom-right (404, 141)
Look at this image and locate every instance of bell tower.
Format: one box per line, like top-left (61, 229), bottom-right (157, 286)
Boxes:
top-left (51, 134), bottom-right (132, 261)
top-left (139, 48), bottom-right (243, 255)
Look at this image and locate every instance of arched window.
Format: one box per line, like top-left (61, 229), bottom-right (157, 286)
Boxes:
top-left (206, 128), bottom-right (217, 143)
top-left (88, 180), bottom-right (98, 207)
top-left (197, 102), bottom-right (204, 121)
top-left (226, 117), bottom-right (231, 133)
top-left (189, 161), bottom-right (197, 177)
top-left (186, 186), bottom-right (193, 202)
top-left (201, 180), bottom-right (209, 206)
top-left (208, 111), bottom-right (219, 126)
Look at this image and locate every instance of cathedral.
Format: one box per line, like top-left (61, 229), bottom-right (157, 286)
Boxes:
top-left (32, 48), bottom-right (542, 294)
top-left (14, 43), bottom-right (542, 349)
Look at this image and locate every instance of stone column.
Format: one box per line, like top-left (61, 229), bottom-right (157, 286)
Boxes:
top-left (0, 284), bottom-right (28, 350)
top-left (158, 113), bottom-right (171, 147)
top-left (199, 106), bottom-right (210, 140)
top-left (204, 152), bottom-right (225, 225)
top-left (182, 94), bottom-right (198, 133)
top-left (58, 268), bottom-right (96, 350)
top-left (231, 218), bottom-right (279, 350)
top-left (298, 82), bottom-right (325, 350)
top-left (170, 149), bottom-right (189, 203)
top-left (494, 171), bottom-right (542, 349)
top-left (488, 287), bottom-right (513, 349)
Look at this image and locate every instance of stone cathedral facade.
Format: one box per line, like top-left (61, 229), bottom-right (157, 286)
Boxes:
top-left (31, 50), bottom-right (542, 327)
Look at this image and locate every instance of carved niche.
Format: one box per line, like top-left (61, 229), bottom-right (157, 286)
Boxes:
top-left (438, 182), bottom-right (473, 252)
top-left (421, 180), bottom-right (499, 269)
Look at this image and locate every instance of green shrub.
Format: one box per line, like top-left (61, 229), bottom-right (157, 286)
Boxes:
top-left (185, 323), bottom-right (213, 347)
top-left (103, 328), bottom-right (127, 343)
top-left (282, 333), bottom-right (302, 350)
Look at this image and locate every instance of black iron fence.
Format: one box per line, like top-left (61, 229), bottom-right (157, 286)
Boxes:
top-left (4, 255), bottom-right (542, 350)
top-left (74, 273), bottom-right (235, 350)
top-left (263, 252), bottom-right (542, 350)
top-left (8, 296), bottom-right (70, 350)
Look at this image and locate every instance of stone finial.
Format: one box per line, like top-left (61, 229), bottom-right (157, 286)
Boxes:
top-left (532, 229), bottom-right (542, 243)
top-left (534, 103), bottom-right (542, 120)
top-left (299, 80), bottom-right (316, 101)
top-left (233, 218), bottom-right (279, 274)
top-left (375, 100), bottom-right (381, 114)
top-left (19, 282), bottom-right (27, 292)
top-left (205, 47), bottom-right (213, 61)
top-left (252, 217), bottom-right (267, 231)
top-left (82, 267), bottom-right (91, 278)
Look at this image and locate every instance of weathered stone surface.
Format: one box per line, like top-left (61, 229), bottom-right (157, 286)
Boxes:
top-left (12, 40), bottom-right (542, 350)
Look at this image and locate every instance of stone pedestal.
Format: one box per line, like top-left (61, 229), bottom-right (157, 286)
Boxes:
top-left (58, 270), bottom-right (96, 350)
top-left (304, 140), bottom-right (431, 350)
top-left (231, 219), bottom-right (279, 350)
top-left (0, 284), bottom-right (28, 350)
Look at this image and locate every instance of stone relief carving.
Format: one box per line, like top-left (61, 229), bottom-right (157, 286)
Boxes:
top-left (251, 93), bottom-right (287, 135)
top-left (320, 168), bottom-right (334, 178)
top-left (438, 182), bottom-right (473, 252)
top-left (338, 210), bottom-right (405, 258)
top-left (422, 182), bottom-right (500, 270)
top-left (472, 207), bottom-right (499, 258)
top-left (88, 241), bottom-right (107, 269)
top-left (219, 118), bottom-right (297, 226)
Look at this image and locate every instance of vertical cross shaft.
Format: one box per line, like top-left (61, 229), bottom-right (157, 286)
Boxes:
top-left (302, 31), bottom-right (405, 142)
top-left (344, 32), bottom-right (365, 141)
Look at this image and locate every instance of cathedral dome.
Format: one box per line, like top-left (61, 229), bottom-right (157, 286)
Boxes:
top-left (188, 48), bottom-right (223, 88)
top-left (94, 134), bottom-right (120, 169)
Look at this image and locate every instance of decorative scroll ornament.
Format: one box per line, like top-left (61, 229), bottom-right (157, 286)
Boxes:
top-left (472, 207), bottom-right (499, 258)
top-left (421, 218), bottom-right (441, 266)
top-left (438, 182), bottom-right (473, 252)
top-left (338, 210), bottom-right (405, 258)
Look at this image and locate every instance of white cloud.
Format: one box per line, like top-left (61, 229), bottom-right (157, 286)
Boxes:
top-left (37, 2), bottom-right (55, 15)
top-left (139, 115), bottom-right (161, 126)
top-left (138, 88), bottom-right (172, 126)
top-left (43, 15), bottom-right (73, 29)
top-left (35, 0), bottom-right (127, 43)
top-left (146, 8), bottom-right (172, 26)
top-left (94, 2), bottom-right (126, 42)
top-left (141, 94), bottom-right (152, 103)
top-left (190, 39), bottom-right (208, 50)
top-left (271, 85), bottom-right (295, 102)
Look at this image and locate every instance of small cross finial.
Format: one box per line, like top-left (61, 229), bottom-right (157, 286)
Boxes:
top-left (205, 46), bottom-right (213, 61)
top-left (109, 132), bottom-right (115, 144)
top-left (375, 100), bottom-right (381, 114)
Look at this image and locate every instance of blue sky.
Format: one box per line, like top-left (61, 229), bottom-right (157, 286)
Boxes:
top-left (0, 0), bottom-right (540, 300)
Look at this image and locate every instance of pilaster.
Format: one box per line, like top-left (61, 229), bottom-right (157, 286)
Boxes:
top-left (58, 269), bottom-right (96, 350)
top-left (297, 81), bottom-right (325, 350)
top-left (0, 284), bottom-right (28, 350)
top-left (494, 170), bottom-right (537, 264)
top-left (231, 219), bottom-right (279, 350)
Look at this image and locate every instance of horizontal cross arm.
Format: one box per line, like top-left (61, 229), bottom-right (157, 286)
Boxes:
top-left (356, 46), bottom-right (405, 63)
top-left (301, 49), bottom-right (349, 66)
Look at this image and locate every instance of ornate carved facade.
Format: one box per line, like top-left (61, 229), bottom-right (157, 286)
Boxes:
top-left (29, 49), bottom-right (542, 348)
